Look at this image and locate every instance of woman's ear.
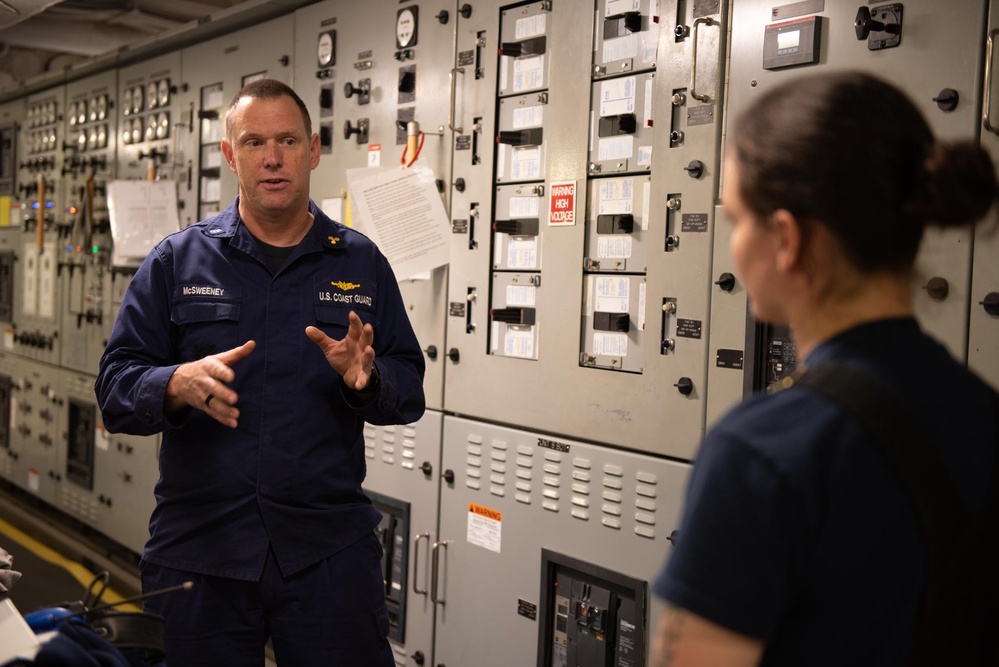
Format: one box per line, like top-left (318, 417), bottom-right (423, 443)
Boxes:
top-left (770, 208), bottom-right (805, 274)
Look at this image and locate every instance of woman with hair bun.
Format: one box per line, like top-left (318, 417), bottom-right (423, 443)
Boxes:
top-left (649, 71), bottom-right (998, 666)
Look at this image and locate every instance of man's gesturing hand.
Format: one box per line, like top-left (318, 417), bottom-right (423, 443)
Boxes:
top-left (305, 311), bottom-right (376, 392)
top-left (165, 340), bottom-right (256, 428)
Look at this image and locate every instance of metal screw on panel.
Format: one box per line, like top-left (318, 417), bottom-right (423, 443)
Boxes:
top-left (671, 93), bottom-right (686, 106)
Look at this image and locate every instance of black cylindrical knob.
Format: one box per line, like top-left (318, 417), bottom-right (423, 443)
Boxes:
top-left (435, 10), bottom-right (449, 24)
top-left (420, 462), bottom-right (433, 476)
top-left (674, 377), bottom-right (693, 396)
top-left (425, 345), bottom-right (438, 360)
top-left (344, 82), bottom-right (362, 98)
top-left (447, 347), bottom-right (460, 363)
top-left (667, 530), bottom-right (679, 545)
top-left (715, 272), bottom-right (736, 292)
top-left (443, 469), bottom-right (455, 484)
top-left (923, 277), bottom-right (949, 301)
top-left (454, 177), bottom-right (466, 193)
top-left (413, 650), bottom-right (426, 665)
top-left (684, 160), bottom-right (704, 178)
top-left (932, 88), bottom-right (959, 112)
top-left (459, 3), bottom-right (472, 19)
top-left (981, 292), bottom-right (999, 316)
top-left (343, 120), bottom-right (360, 139)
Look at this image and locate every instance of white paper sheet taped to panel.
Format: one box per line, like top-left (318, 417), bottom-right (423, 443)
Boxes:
top-left (593, 276), bottom-right (630, 312)
top-left (507, 239), bottom-right (538, 269)
top-left (600, 76), bottom-right (636, 117)
top-left (598, 178), bottom-right (634, 215)
top-left (506, 283), bottom-right (537, 306)
top-left (597, 235), bottom-right (633, 259)
top-left (504, 327), bottom-right (535, 359)
top-left (512, 105), bottom-right (544, 129)
top-left (516, 13), bottom-right (546, 39)
top-left (514, 56), bottom-right (545, 92)
top-left (593, 332), bottom-right (629, 356)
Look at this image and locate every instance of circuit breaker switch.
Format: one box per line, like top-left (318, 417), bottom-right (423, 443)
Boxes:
top-left (598, 113), bottom-right (637, 137)
top-left (593, 311), bottom-right (630, 333)
top-left (491, 307), bottom-right (536, 326)
top-left (497, 128), bottom-right (544, 147)
top-left (493, 218), bottom-right (540, 236)
top-left (596, 214), bottom-right (634, 235)
top-left (498, 36), bottom-right (547, 58)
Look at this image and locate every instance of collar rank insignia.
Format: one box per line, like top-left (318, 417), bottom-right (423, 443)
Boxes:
top-left (327, 236), bottom-right (341, 245)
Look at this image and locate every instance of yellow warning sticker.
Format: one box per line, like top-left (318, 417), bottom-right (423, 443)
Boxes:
top-left (0, 196), bottom-right (10, 227)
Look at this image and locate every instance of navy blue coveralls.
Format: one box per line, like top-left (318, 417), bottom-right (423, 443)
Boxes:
top-left (653, 318), bottom-right (996, 666)
top-left (95, 199), bottom-right (426, 666)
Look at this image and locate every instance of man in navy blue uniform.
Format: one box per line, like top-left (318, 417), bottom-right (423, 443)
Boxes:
top-left (95, 79), bottom-right (425, 666)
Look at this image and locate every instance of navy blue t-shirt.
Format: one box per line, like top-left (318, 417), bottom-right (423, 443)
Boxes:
top-left (653, 318), bottom-right (996, 666)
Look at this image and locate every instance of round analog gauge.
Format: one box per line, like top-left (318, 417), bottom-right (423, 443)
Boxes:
top-left (146, 82), bottom-right (158, 110)
top-left (77, 102), bottom-right (87, 126)
top-left (158, 79), bottom-right (170, 107)
top-left (145, 116), bottom-right (157, 142)
top-left (97, 94), bottom-right (108, 120)
top-left (68, 103), bottom-right (78, 126)
top-left (131, 121), bottom-right (141, 144)
top-left (46, 102), bottom-right (56, 124)
top-left (317, 32), bottom-right (334, 67)
top-left (97, 124), bottom-right (108, 148)
top-left (396, 8), bottom-right (416, 48)
top-left (89, 127), bottom-right (99, 149)
top-left (156, 112), bottom-right (170, 139)
top-left (78, 129), bottom-right (88, 151)
top-left (30, 132), bottom-right (39, 153)
top-left (121, 120), bottom-right (132, 145)
top-left (131, 86), bottom-right (144, 115)
top-left (49, 129), bottom-right (57, 148)
top-left (89, 97), bottom-right (99, 122)
top-left (122, 88), bottom-right (133, 116)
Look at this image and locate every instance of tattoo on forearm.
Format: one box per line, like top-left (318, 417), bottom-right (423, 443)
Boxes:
top-left (652, 607), bottom-right (686, 667)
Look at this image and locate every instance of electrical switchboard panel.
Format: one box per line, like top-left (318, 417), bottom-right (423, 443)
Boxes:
top-left (539, 549), bottom-right (647, 667)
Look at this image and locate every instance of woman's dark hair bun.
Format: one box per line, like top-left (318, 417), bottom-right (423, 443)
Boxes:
top-left (909, 142), bottom-right (998, 228)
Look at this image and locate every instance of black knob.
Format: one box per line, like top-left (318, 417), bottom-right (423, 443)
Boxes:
top-left (425, 345), bottom-right (438, 360)
top-left (932, 88), bottom-right (959, 112)
top-left (443, 469), bottom-right (455, 484)
top-left (981, 292), bottom-right (999, 316)
top-left (674, 377), bottom-right (693, 396)
top-left (714, 272), bottom-right (736, 292)
top-left (420, 462), bottom-right (433, 477)
top-left (343, 120), bottom-right (361, 140)
top-left (454, 177), bottom-right (466, 193)
top-left (459, 3), bottom-right (472, 19)
top-left (344, 81), bottom-right (363, 98)
top-left (923, 276), bottom-right (949, 301)
top-left (447, 347), bottom-right (460, 363)
top-left (854, 7), bottom-right (878, 40)
top-left (667, 530), bottom-right (679, 545)
top-left (436, 179), bottom-right (445, 193)
top-left (279, 55), bottom-right (290, 67)
top-left (684, 160), bottom-right (705, 179)
top-left (435, 10), bottom-right (449, 24)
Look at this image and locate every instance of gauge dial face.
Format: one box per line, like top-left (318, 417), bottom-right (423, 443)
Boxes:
top-left (69, 102), bottom-right (78, 126)
top-left (122, 88), bottom-right (133, 116)
top-left (146, 82), bottom-right (158, 110)
top-left (396, 8), bottom-right (417, 48)
top-left (132, 86), bottom-right (144, 114)
top-left (317, 31), bottom-right (334, 67)
top-left (156, 112), bottom-right (169, 139)
top-left (89, 97), bottom-right (99, 122)
top-left (97, 94), bottom-right (108, 120)
top-left (145, 117), bottom-right (157, 142)
top-left (131, 122), bottom-right (141, 144)
top-left (122, 120), bottom-right (133, 145)
top-left (158, 79), bottom-right (170, 107)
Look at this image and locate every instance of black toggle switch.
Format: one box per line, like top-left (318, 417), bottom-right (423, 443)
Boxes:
top-left (491, 307), bottom-right (537, 326)
top-left (498, 36), bottom-right (547, 58)
top-left (598, 113), bottom-right (637, 137)
top-left (497, 127), bottom-right (543, 147)
top-left (596, 214), bottom-right (634, 235)
top-left (493, 218), bottom-right (540, 236)
top-left (684, 160), bottom-right (705, 179)
top-left (593, 311), bottom-right (630, 332)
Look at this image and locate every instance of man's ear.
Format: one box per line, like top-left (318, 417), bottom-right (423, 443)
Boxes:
top-left (221, 138), bottom-right (236, 174)
top-left (770, 208), bottom-right (805, 273)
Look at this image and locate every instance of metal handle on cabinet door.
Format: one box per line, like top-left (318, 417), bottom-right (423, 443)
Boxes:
top-left (431, 540), bottom-right (449, 605)
top-left (413, 532), bottom-right (431, 595)
top-left (984, 30), bottom-right (999, 134)
top-left (690, 17), bottom-right (716, 103)
top-left (448, 68), bottom-right (465, 133)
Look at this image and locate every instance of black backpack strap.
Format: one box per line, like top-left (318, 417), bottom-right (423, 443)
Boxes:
top-left (793, 362), bottom-right (999, 666)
